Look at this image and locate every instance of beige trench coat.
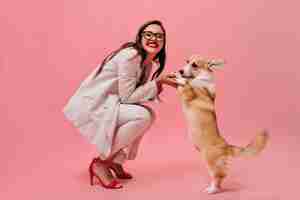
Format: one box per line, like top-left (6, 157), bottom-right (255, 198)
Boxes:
top-left (62, 47), bottom-right (160, 159)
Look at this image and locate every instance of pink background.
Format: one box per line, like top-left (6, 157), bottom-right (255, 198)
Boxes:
top-left (1, 0), bottom-right (300, 199)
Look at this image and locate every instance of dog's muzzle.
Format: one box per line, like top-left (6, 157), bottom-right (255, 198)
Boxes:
top-left (178, 69), bottom-right (193, 79)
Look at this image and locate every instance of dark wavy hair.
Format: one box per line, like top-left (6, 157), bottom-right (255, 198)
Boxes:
top-left (94, 20), bottom-right (166, 82)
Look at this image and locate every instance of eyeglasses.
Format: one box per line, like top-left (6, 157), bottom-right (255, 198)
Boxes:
top-left (141, 31), bottom-right (165, 41)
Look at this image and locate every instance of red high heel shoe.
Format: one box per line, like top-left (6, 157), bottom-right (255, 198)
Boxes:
top-left (109, 163), bottom-right (133, 179)
top-left (89, 157), bottom-right (123, 189)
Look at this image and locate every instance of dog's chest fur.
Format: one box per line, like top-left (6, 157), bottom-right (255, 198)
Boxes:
top-left (190, 71), bottom-right (215, 95)
top-left (177, 73), bottom-right (219, 147)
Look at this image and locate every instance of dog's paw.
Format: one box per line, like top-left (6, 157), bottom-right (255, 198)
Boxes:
top-left (203, 185), bottom-right (220, 194)
top-left (175, 77), bottom-right (187, 85)
top-left (173, 73), bottom-right (187, 85)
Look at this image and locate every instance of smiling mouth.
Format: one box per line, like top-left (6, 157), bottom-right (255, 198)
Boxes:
top-left (146, 42), bottom-right (158, 48)
top-left (180, 73), bottom-right (194, 79)
top-left (182, 75), bottom-right (194, 79)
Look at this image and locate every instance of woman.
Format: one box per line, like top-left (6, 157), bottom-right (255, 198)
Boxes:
top-left (62, 20), bottom-right (177, 189)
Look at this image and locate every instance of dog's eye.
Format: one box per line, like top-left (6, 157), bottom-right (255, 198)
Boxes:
top-left (192, 63), bottom-right (198, 68)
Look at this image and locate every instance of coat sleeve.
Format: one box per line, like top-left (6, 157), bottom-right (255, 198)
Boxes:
top-left (116, 48), bottom-right (159, 104)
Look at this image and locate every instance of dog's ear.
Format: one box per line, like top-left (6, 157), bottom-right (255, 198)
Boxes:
top-left (189, 55), bottom-right (203, 63)
top-left (208, 59), bottom-right (225, 70)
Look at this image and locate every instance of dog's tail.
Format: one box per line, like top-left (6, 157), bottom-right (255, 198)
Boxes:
top-left (228, 129), bottom-right (269, 157)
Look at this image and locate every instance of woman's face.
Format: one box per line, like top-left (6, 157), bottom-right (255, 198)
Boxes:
top-left (141, 24), bottom-right (165, 56)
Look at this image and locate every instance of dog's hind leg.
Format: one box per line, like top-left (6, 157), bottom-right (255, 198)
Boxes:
top-left (204, 157), bottom-right (228, 194)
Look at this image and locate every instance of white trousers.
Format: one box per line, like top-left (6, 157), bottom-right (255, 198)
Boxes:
top-left (108, 104), bottom-right (155, 164)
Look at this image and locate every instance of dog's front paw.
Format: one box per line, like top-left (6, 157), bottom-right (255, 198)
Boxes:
top-left (175, 77), bottom-right (187, 86)
top-left (173, 73), bottom-right (187, 86)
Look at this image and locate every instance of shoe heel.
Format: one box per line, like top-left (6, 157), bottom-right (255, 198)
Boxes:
top-left (89, 171), bottom-right (94, 186)
top-left (88, 157), bottom-right (123, 189)
top-left (89, 161), bottom-right (95, 186)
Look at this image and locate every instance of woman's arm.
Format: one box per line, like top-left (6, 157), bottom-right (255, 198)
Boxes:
top-left (117, 48), bottom-right (159, 104)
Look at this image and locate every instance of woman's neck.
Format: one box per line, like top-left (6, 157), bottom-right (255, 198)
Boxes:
top-left (144, 53), bottom-right (156, 65)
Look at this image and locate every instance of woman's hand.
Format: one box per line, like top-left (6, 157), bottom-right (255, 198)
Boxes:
top-left (156, 73), bottom-right (178, 88)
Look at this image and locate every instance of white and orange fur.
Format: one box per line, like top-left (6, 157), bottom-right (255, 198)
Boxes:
top-left (172, 55), bottom-right (269, 194)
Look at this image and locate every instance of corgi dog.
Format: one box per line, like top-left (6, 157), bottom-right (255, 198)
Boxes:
top-left (171, 55), bottom-right (269, 194)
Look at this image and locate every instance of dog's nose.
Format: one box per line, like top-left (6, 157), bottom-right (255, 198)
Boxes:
top-left (179, 69), bottom-right (184, 74)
